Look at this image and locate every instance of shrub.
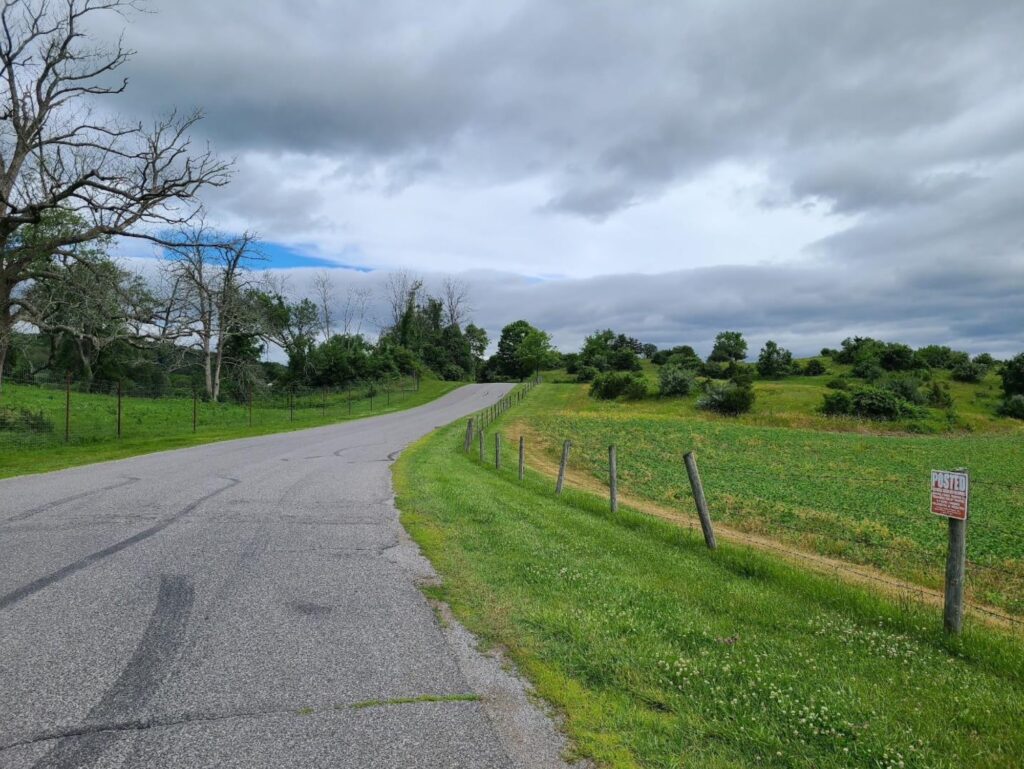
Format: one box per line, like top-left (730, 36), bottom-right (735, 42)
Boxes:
top-left (590, 371), bottom-right (647, 400)
top-left (826, 376), bottom-right (850, 390)
top-left (1000, 353), bottom-right (1024, 397)
top-left (950, 360), bottom-right (985, 383)
top-left (852, 359), bottom-right (884, 381)
top-left (821, 390), bottom-right (853, 416)
top-left (850, 386), bottom-right (920, 420)
top-left (658, 364), bottom-right (695, 396)
top-left (575, 365), bottom-right (599, 383)
top-left (878, 343), bottom-right (916, 371)
top-left (880, 373), bottom-right (927, 405)
top-left (803, 359), bottom-right (827, 376)
top-left (726, 362), bottom-right (756, 386)
top-left (926, 381), bottom-right (954, 408)
top-left (700, 361), bottom-right (728, 379)
top-left (998, 394), bottom-right (1024, 420)
top-left (697, 381), bottom-right (755, 415)
top-left (0, 406), bottom-right (53, 433)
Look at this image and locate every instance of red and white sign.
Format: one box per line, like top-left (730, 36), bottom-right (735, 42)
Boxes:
top-left (931, 470), bottom-right (969, 520)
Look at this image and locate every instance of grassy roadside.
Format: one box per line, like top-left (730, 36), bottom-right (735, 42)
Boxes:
top-left (0, 378), bottom-right (459, 479)
top-left (394, 420), bottom-right (1024, 769)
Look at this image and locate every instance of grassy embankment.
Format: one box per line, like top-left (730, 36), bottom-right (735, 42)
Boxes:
top-left (498, 377), bottom-right (1024, 616)
top-left (395, 413), bottom-right (1024, 769)
top-left (0, 378), bottom-right (459, 479)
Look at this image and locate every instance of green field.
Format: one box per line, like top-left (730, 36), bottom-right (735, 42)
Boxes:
top-left (395, 418), bottom-right (1024, 769)
top-left (0, 378), bottom-right (459, 478)
top-left (495, 381), bottom-right (1024, 616)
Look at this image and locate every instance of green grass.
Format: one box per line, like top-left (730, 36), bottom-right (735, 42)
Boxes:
top-left (394, 419), bottom-right (1024, 769)
top-left (0, 378), bottom-right (459, 479)
top-left (503, 382), bottom-right (1024, 615)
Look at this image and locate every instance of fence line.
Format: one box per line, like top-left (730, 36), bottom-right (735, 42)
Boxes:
top-left (459, 379), bottom-right (1024, 631)
top-left (1, 374), bottom-right (420, 449)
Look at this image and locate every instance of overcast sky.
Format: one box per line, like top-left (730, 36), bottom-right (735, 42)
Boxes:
top-left (102, 0), bottom-right (1023, 356)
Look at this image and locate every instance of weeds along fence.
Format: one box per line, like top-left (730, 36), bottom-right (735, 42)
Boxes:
top-left (461, 384), bottom-right (1024, 632)
top-left (0, 373), bottom-right (420, 450)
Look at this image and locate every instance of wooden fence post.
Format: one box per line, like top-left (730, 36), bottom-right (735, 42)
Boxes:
top-left (289, 388), bottom-right (294, 421)
top-left (192, 387), bottom-right (197, 432)
top-left (556, 440), bottom-right (571, 494)
top-left (943, 469), bottom-right (969, 635)
top-left (518, 436), bottom-right (525, 481)
top-left (248, 384), bottom-right (253, 427)
top-left (684, 451), bottom-right (716, 549)
top-left (117, 381), bottom-right (122, 438)
top-left (495, 432), bottom-right (502, 469)
top-left (479, 428), bottom-right (485, 461)
top-left (464, 418), bottom-right (475, 452)
top-left (609, 444), bottom-right (618, 513)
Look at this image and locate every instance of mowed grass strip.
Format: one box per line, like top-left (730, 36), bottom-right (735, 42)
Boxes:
top-left (395, 422), bottom-right (1024, 769)
top-left (0, 378), bottom-right (459, 479)
top-left (509, 383), bottom-right (1024, 615)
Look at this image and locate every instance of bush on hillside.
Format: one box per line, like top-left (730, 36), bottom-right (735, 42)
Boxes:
top-left (1001, 353), bottom-right (1024, 397)
top-left (590, 371), bottom-right (647, 400)
top-left (950, 360), bottom-right (985, 383)
top-left (852, 359), bottom-right (884, 382)
top-left (575, 365), bottom-right (599, 383)
top-left (926, 381), bottom-right (954, 409)
top-left (697, 381), bottom-right (755, 415)
top-left (879, 373), bottom-right (927, 405)
top-left (821, 390), bottom-right (854, 416)
top-left (803, 359), bottom-right (827, 376)
top-left (820, 386), bottom-right (923, 421)
top-left (658, 364), bottom-right (695, 397)
top-left (998, 395), bottom-right (1024, 420)
top-left (826, 376), bottom-right (850, 390)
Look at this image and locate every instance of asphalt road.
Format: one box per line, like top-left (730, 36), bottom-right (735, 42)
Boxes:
top-left (0, 384), bottom-right (574, 769)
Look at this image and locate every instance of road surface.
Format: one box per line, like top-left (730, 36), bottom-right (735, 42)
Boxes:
top-left (0, 384), bottom-right (573, 768)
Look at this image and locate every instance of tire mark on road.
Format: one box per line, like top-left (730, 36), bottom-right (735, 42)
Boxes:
top-left (0, 477), bottom-right (141, 526)
top-left (0, 479), bottom-right (237, 611)
top-left (28, 575), bottom-right (195, 769)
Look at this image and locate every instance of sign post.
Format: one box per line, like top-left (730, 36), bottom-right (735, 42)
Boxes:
top-left (931, 469), bottom-right (969, 634)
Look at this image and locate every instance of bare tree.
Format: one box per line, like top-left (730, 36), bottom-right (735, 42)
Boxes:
top-left (340, 285), bottom-right (370, 337)
top-left (382, 269), bottom-right (422, 331)
top-left (0, 0), bottom-right (230, 389)
top-left (440, 276), bottom-right (472, 328)
top-left (312, 270), bottom-right (334, 341)
top-left (164, 221), bottom-right (261, 400)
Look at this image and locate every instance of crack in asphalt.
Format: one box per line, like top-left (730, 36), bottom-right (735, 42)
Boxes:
top-left (0, 479), bottom-right (238, 611)
top-left (0, 477), bottom-right (141, 526)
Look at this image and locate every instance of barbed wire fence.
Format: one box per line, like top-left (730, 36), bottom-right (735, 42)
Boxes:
top-left (0, 372), bottom-right (420, 450)
top-left (458, 380), bottom-right (1024, 633)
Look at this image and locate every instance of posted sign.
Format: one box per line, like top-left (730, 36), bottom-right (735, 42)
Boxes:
top-left (931, 470), bottom-right (969, 520)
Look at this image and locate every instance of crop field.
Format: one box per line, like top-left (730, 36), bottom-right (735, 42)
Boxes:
top-left (500, 383), bottom-right (1024, 616)
top-left (0, 377), bottom-right (458, 478)
top-left (395, 419), bottom-right (1024, 769)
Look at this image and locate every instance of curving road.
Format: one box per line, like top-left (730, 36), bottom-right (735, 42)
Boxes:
top-left (0, 384), bottom-right (572, 768)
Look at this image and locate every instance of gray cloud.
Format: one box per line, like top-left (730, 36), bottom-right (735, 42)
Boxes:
top-left (95, 1), bottom-right (1024, 355)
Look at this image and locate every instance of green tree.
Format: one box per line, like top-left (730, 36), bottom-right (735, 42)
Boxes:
top-left (708, 331), bottom-right (747, 363)
top-left (494, 320), bottom-right (536, 379)
top-left (756, 340), bottom-right (794, 379)
top-left (516, 328), bottom-right (557, 377)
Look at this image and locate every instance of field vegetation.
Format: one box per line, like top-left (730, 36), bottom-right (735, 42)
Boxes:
top-left (501, 380), bottom-right (1024, 615)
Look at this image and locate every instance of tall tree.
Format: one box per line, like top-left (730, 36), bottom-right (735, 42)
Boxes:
top-left (0, 0), bottom-right (229, 389)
